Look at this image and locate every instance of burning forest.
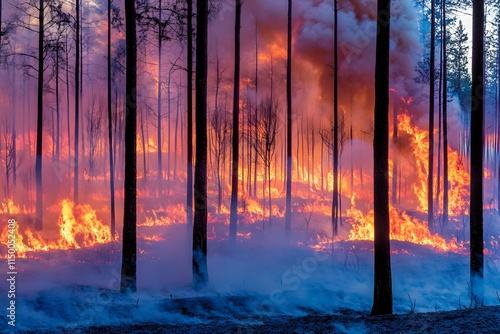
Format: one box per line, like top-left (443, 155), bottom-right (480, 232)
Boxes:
top-left (0, 0), bottom-right (499, 332)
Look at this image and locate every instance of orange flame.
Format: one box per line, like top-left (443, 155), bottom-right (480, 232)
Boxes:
top-left (0, 199), bottom-right (113, 258)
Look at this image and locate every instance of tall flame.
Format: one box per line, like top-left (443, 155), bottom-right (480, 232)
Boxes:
top-left (0, 199), bottom-right (113, 258)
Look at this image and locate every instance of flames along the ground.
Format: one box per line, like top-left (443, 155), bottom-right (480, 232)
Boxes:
top-left (0, 199), bottom-right (113, 258)
top-left (0, 110), bottom-right (479, 257)
top-left (347, 111), bottom-right (469, 252)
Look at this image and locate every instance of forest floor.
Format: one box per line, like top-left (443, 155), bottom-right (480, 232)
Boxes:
top-left (17, 303), bottom-right (500, 334)
top-left (4, 216), bottom-right (500, 334)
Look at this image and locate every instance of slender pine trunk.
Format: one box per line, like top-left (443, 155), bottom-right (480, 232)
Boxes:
top-left (427, 0), bottom-right (436, 231)
top-left (107, 0), bottom-right (115, 239)
top-left (469, 0), bottom-right (484, 303)
top-left (284, 0), bottom-right (293, 235)
top-left (157, 0), bottom-right (163, 195)
top-left (186, 0), bottom-right (194, 232)
top-left (229, 0), bottom-right (242, 241)
top-left (193, 0), bottom-right (209, 287)
top-left (74, 0), bottom-right (80, 204)
top-left (35, 0), bottom-right (44, 230)
top-left (442, 1), bottom-right (449, 226)
top-left (371, 0), bottom-right (392, 316)
top-left (120, 0), bottom-right (138, 293)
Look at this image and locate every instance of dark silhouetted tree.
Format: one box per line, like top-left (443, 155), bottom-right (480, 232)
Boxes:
top-left (427, 0), bottom-right (436, 230)
top-left (332, 0), bottom-right (339, 237)
top-left (107, 0), bottom-right (116, 239)
top-left (285, 0), bottom-right (292, 235)
top-left (229, 0), bottom-right (242, 241)
top-left (193, 0), bottom-right (209, 287)
top-left (371, 0), bottom-right (392, 316)
top-left (470, 0), bottom-right (484, 304)
top-left (74, 0), bottom-right (80, 204)
top-left (120, 0), bottom-right (138, 293)
top-left (442, 0), bottom-right (449, 227)
top-left (35, 0), bottom-right (44, 230)
top-left (252, 97), bottom-right (279, 227)
top-left (186, 0), bottom-right (194, 232)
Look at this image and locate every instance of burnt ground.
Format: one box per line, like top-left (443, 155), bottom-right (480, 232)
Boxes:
top-left (18, 305), bottom-right (500, 334)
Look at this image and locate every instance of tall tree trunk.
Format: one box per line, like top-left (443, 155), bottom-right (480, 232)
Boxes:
top-left (174, 85), bottom-right (180, 180)
top-left (229, 0), bottom-right (241, 241)
top-left (35, 0), bottom-right (44, 230)
top-left (140, 107), bottom-right (147, 179)
top-left (284, 0), bottom-right (292, 235)
top-left (442, 1), bottom-right (449, 226)
top-left (167, 71), bottom-right (172, 186)
top-left (157, 0), bottom-right (163, 195)
top-left (321, 125), bottom-right (324, 192)
top-left (186, 0), bottom-right (194, 232)
top-left (332, 0), bottom-right (339, 237)
top-left (0, 0), bottom-right (3, 48)
top-left (253, 107), bottom-right (258, 197)
top-left (74, 0), bottom-right (80, 204)
top-left (436, 17), bottom-right (442, 220)
top-left (12, 61), bottom-right (17, 186)
top-left (66, 32), bottom-right (71, 177)
top-left (54, 46), bottom-right (59, 163)
top-left (80, 3), bottom-right (84, 165)
top-left (253, 21), bottom-right (258, 198)
top-left (107, 0), bottom-right (115, 240)
top-left (470, 0), bottom-right (484, 302)
top-left (193, 0), bottom-right (209, 287)
top-left (268, 157), bottom-right (272, 226)
top-left (120, 0), bottom-right (138, 293)
top-left (371, 0), bottom-right (392, 316)
top-left (427, 0), bottom-right (436, 230)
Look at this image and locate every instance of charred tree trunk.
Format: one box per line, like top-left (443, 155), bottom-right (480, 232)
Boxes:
top-left (35, 0), bottom-right (44, 230)
top-left (186, 0), bottom-right (194, 232)
top-left (436, 17), bottom-right (442, 220)
top-left (107, 0), bottom-right (116, 240)
top-left (253, 22), bottom-right (258, 198)
top-left (0, 0), bottom-right (2, 48)
top-left (193, 0), bottom-right (209, 287)
top-left (371, 0), bottom-right (392, 316)
top-left (427, 0), bottom-right (436, 231)
top-left (229, 0), bottom-right (241, 241)
top-left (332, 0), bottom-right (339, 237)
top-left (11, 62), bottom-right (17, 186)
top-left (55, 44), bottom-right (60, 163)
top-left (74, 0), bottom-right (80, 204)
top-left (120, 0), bottom-right (138, 293)
top-left (157, 0), bottom-right (163, 195)
top-left (167, 72), bottom-right (172, 186)
top-left (470, 0), bottom-right (484, 302)
top-left (214, 50), bottom-right (222, 214)
top-left (442, 1), bottom-right (449, 226)
top-left (140, 107), bottom-right (147, 179)
top-left (284, 0), bottom-right (293, 235)
top-left (174, 85), bottom-right (180, 180)
top-left (66, 33), bottom-right (71, 176)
